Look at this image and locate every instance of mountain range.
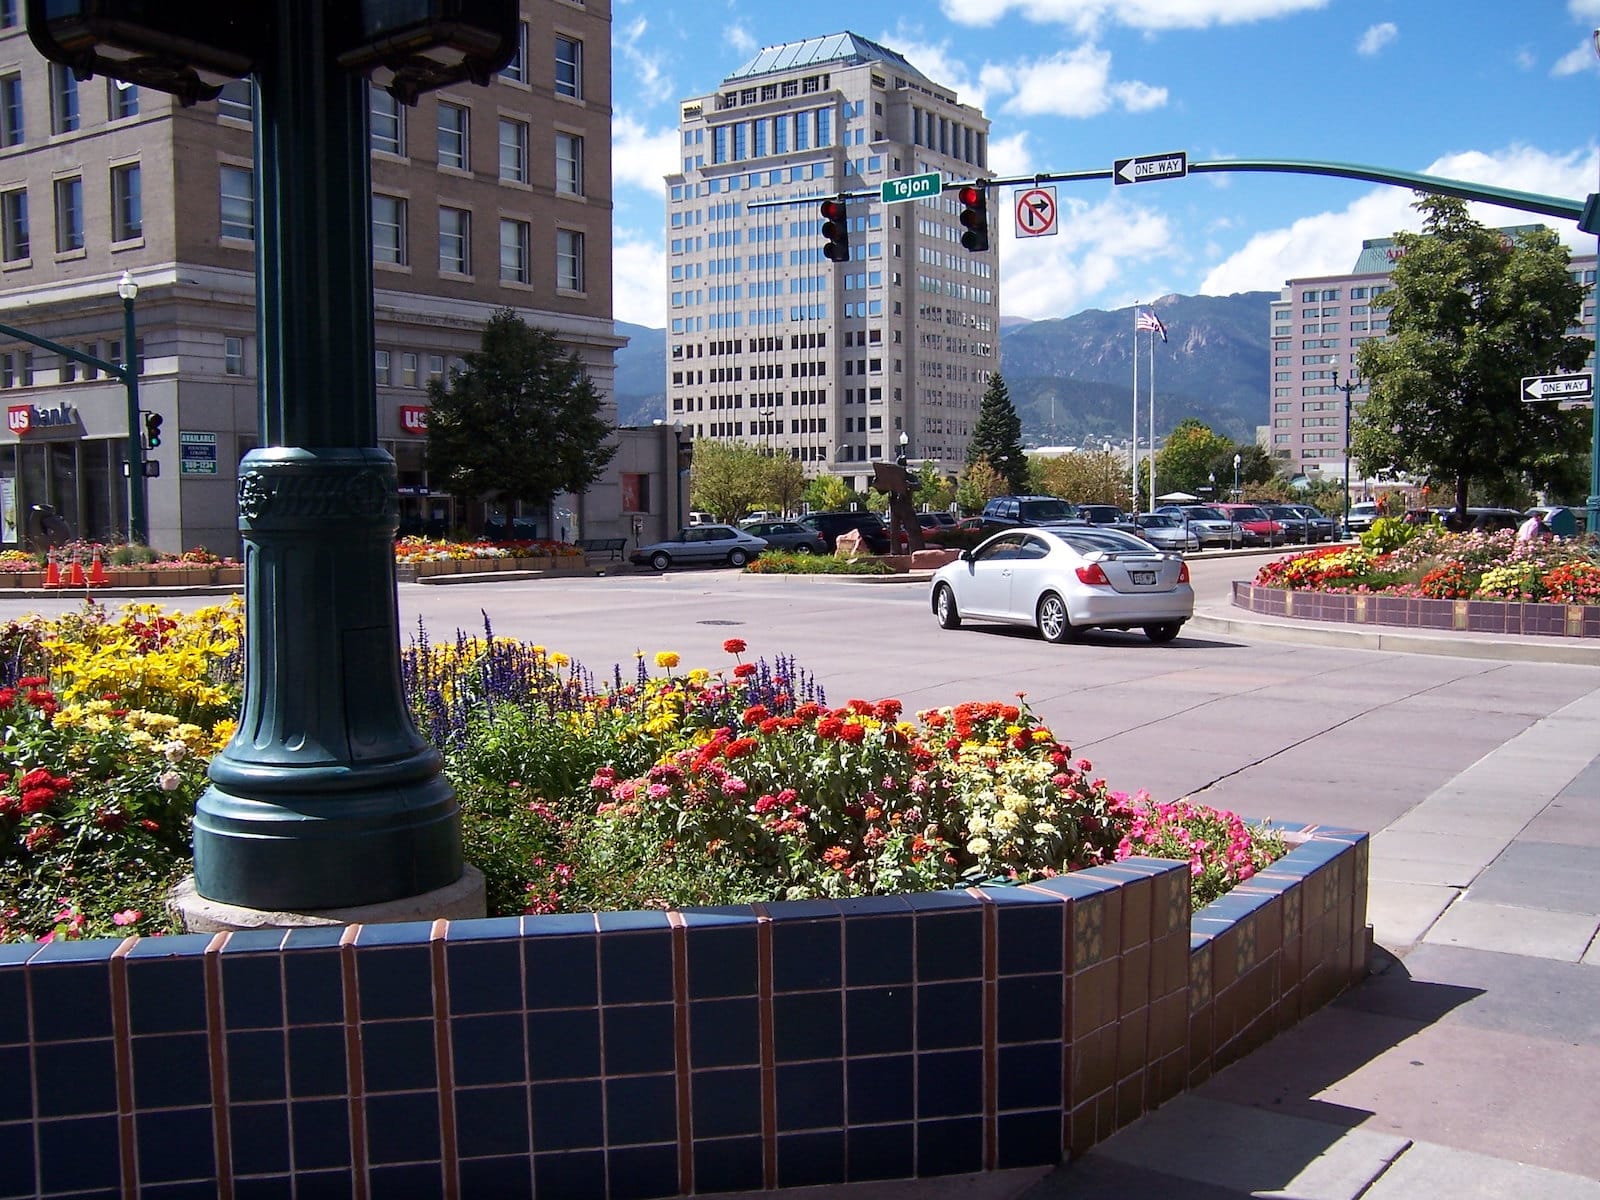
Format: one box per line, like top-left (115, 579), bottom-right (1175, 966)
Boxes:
top-left (611, 291), bottom-right (1275, 445)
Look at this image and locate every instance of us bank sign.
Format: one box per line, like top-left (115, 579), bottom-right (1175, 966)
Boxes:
top-left (7, 402), bottom-right (79, 435)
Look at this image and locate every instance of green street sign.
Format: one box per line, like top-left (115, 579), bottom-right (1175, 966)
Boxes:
top-left (881, 172), bottom-right (941, 204)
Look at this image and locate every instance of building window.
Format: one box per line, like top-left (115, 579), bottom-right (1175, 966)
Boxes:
top-left (437, 101), bottom-right (468, 170)
top-left (499, 218), bottom-right (529, 283)
top-left (401, 352), bottom-right (418, 387)
top-left (556, 228), bottom-right (583, 291)
top-left (49, 64), bottom-right (78, 134)
top-left (498, 117), bottom-right (527, 182)
top-left (620, 473), bottom-right (649, 513)
top-left (0, 1), bottom-right (14, 27)
top-left (427, 354), bottom-right (444, 381)
top-left (375, 349), bottom-right (391, 384)
top-left (108, 79), bottom-right (139, 119)
top-left (500, 21), bottom-right (528, 83)
top-left (370, 87), bottom-right (404, 156)
top-left (372, 193), bottom-right (406, 265)
top-left (216, 80), bottom-right (252, 123)
top-left (220, 165), bottom-right (254, 240)
top-left (0, 73), bottom-right (22, 147)
top-left (53, 176), bottom-right (82, 253)
top-left (0, 188), bottom-right (22, 261)
top-left (111, 163), bottom-right (141, 241)
top-left (224, 336), bottom-right (244, 376)
top-left (555, 131), bottom-right (582, 195)
top-left (439, 206), bottom-right (470, 274)
top-left (555, 35), bottom-right (581, 99)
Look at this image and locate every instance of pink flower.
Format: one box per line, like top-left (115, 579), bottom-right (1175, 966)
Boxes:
top-left (112, 909), bottom-right (143, 926)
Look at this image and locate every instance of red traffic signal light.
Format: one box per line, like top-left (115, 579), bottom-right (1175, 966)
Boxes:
top-left (820, 197), bottom-right (850, 263)
top-left (958, 184), bottom-right (990, 253)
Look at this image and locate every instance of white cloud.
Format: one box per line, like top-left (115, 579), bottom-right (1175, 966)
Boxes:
top-left (612, 234), bottom-right (665, 328)
top-left (881, 32), bottom-right (989, 110)
top-left (611, 114), bottom-right (679, 193)
top-left (1552, 39), bottom-right (1599, 76)
top-left (990, 45), bottom-right (1167, 118)
top-left (614, 15), bottom-right (674, 106)
top-left (986, 131), bottom-right (1034, 178)
top-left (1198, 144), bottom-right (1598, 297)
top-left (940, 0), bottom-right (1327, 35)
top-left (1569, 0), bottom-right (1600, 21)
top-left (727, 23), bottom-right (758, 57)
top-left (1357, 22), bottom-right (1397, 56)
top-left (999, 195), bottom-right (1176, 319)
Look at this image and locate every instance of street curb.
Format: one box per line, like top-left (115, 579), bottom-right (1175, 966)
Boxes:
top-left (1188, 609), bottom-right (1600, 666)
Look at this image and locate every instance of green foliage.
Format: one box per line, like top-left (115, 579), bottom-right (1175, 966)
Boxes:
top-left (424, 309), bottom-right (617, 508)
top-left (745, 552), bottom-right (895, 576)
top-left (914, 463), bottom-right (957, 514)
top-left (688, 440), bottom-right (771, 523)
top-left (803, 474), bottom-right (857, 513)
top-left (1154, 419), bottom-right (1234, 496)
top-left (956, 455), bottom-right (1008, 513)
top-left (1029, 450), bottom-right (1132, 507)
top-left (967, 373), bottom-right (1029, 493)
top-left (1361, 515), bottom-right (1423, 554)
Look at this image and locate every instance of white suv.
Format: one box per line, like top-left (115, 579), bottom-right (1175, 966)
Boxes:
top-left (1344, 502), bottom-right (1380, 534)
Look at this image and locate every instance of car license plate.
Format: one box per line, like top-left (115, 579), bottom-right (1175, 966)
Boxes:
top-left (1131, 570), bottom-right (1156, 585)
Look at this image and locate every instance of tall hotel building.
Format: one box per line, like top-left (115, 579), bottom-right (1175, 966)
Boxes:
top-left (0, 2), bottom-right (619, 554)
top-left (667, 33), bottom-right (997, 489)
top-left (1271, 229), bottom-right (1596, 478)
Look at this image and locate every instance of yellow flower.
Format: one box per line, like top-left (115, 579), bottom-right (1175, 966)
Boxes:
top-left (991, 809), bottom-right (1020, 832)
top-left (966, 814), bottom-right (989, 836)
top-left (966, 837), bottom-right (992, 856)
top-left (655, 651), bottom-right (680, 669)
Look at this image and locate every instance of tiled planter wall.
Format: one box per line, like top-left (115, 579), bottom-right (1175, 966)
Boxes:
top-left (1234, 581), bottom-right (1600, 638)
top-left (0, 828), bottom-right (1368, 1199)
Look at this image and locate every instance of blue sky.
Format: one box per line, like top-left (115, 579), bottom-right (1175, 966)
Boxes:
top-left (608, 0), bottom-right (1600, 329)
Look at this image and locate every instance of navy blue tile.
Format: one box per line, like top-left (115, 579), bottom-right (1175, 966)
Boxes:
top-left (836, 895), bottom-right (913, 918)
top-left (0, 1048), bottom-right (30, 1121)
top-left (365, 1092), bottom-right (440, 1165)
top-left (29, 938), bottom-right (118, 965)
top-left (136, 1107), bottom-right (215, 1183)
top-left (35, 1039), bottom-right (116, 1116)
top-left (454, 1086), bottom-right (529, 1159)
top-left (845, 986), bottom-right (912, 1055)
top-left (693, 1135), bottom-right (763, 1194)
top-left (773, 990), bottom-right (842, 1062)
top-left (770, 918), bottom-right (841, 992)
top-left (361, 1020), bottom-right (437, 1093)
top-left (281, 927), bottom-right (344, 950)
top-left (533, 1149), bottom-right (605, 1196)
top-left (293, 1169), bottom-right (355, 1200)
top-left (526, 1007), bottom-right (600, 1081)
top-left (917, 1049), bottom-right (983, 1119)
top-left (776, 1059), bottom-right (843, 1131)
top-left (917, 1115), bottom-right (983, 1176)
top-left (917, 980), bottom-right (983, 1051)
top-left (288, 1025), bottom-right (348, 1098)
top-left (0, 967), bottom-right (28, 1045)
top-left (1028, 874), bottom-right (1117, 902)
top-left (523, 933), bottom-right (598, 1010)
top-left (600, 930), bottom-right (673, 1005)
top-left (458, 1155), bottom-right (533, 1200)
top-left (451, 1013), bottom-right (526, 1088)
top-left (126, 956), bottom-right (207, 1035)
top-left (0, 1120), bottom-right (36, 1198)
top-left (234, 1179), bottom-right (296, 1200)
top-left (997, 1110), bottom-right (1064, 1168)
top-left (530, 1080), bottom-right (604, 1151)
top-left (353, 921), bottom-right (435, 948)
top-left (222, 954), bottom-right (284, 1030)
top-left (442, 916), bottom-right (522, 941)
top-left (764, 898), bottom-right (842, 921)
top-left (137, 1182), bottom-right (219, 1200)
top-left (37, 1114), bottom-right (119, 1192)
top-left (521, 913), bottom-right (597, 938)
top-left (227, 1029), bottom-right (287, 1102)
top-left (221, 928), bottom-right (286, 953)
top-left (596, 911), bottom-right (671, 934)
top-left (602, 1003), bottom-right (676, 1076)
top-left (0, 944), bottom-right (37, 966)
top-left (998, 1042), bottom-right (1062, 1111)
top-left (369, 1162), bottom-right (445, 1197)
top-left (998, 974), bottom-right (1063, 1045)
top-left (605, 1074), bottom-right (678, 1146)
top-left (846, 1123), bottom-right (913, 1181)
top-left (356, 947), bottom-right (433, 1022)
top-left (844, 914), bottom-right (912, 986)
top-left (689, 997), bottom-right (759, 1069)
top-left (996, 904), bottom-right (1065, 976)
top-left (607, 1143), bottom-right (680, 1200)
top-left (685, 924), bottom-right (757, 999)
top-left (29, 962), bottom-right (115, 1042)
top-left (446, 939), bottom-right (522, 1015)
top-left (229, 1103), bottom-right (290, 1176)
top-left (691, 1067), bottom-right (762, 1138)
top-left (778, 1130), bottom-right (846, 1189)
top-left (282, 951), bottom-right (344, 1026)
top-left (132, 1032), bottom-right (213, 1109)
top-left (916, 909), bottom-right (983, 981)
top-left (846, 1054), bottom-right (913, 1125)
top-left (290, 1098), bottom-right (351, 1172)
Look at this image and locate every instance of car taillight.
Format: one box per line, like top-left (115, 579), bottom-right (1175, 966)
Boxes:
top-left (1178, 561), bottom-right (1190, 583)
top-left (1075, 562), bottom-right (1110, 585)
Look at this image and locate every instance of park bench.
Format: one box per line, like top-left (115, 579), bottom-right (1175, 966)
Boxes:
top-left (576, 536), bottom-right (627, 561)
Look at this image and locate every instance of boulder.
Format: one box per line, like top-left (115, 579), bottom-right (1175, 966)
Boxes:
top-left (834, 529), bottom-right (868, 558)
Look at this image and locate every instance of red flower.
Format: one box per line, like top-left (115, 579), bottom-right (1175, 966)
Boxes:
top-left (24, 825), bottom-right (61, 851)
top-left (138, 818), bottom-right (161, 833)
top-left (875, 699), bottom-right (903, 722)
top-left (742, 704), bottom-right (770, 725)
top-left (732, 663), bottom-right (756, 679)
top-left (816, 716), bottom-right (844, 740)
top-left (722, 638), bottom-right (747, 655)
top-left (20, 789), bottom-right (56, 815)
top-left (838, 723), bottom-right (866, 745)
top-left (724, 737), bottom-right (758, 760)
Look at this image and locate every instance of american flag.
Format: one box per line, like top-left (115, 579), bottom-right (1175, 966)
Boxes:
top-left (1136, 309), bottom-right (1168, 342)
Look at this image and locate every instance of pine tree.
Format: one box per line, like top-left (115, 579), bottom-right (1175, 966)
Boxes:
top-left (968, 372), bottom-right (1029, 493)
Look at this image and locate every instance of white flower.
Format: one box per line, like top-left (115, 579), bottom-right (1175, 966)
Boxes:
top-left (162, 740), bottom-right (188, 763)
top-left (966, 837), bottom-right (992, 856)
top-left (158, 770), bottom-right (182, 792)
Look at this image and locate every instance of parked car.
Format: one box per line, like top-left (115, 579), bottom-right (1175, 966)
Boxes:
top-left (1162, 505), bottom-right (1244, 549)
top-left (978, 495), bottom-right (1085, 535)
top-left (1403, 506), bottom-right (1526, 533)
top-left (1286, 504), bottom-right (1338, 542)
top-left (629, 524), bottom-right (767, 571)
top-left (1130, 512), bottom-right (1201, 553)
top-left (1343, 501), bottom-right (1381, 534)
top-left (1077, 504), bottom-right (1138, 533)
top-left (913, 511), bottom-right (959, 545)
top-left (929, 526), bottom-right (1193, 644)
top-left (798, 510), bottom-right (891, 554)
top-left (1524, 505), bottom-right (1581, 537)
top-left (738, 519), bottom-right (827, 554)
top-left (739, 510), bottom-right (781, 526)
top-left (1214, 503), bottom-right (1286, 547)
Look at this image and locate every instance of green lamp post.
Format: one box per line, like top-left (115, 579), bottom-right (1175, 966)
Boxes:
top-left (26, 0), bottom-right (517, 912)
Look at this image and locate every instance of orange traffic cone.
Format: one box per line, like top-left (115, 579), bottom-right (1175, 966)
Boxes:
top-left (67, 549), bottom-right (87, 588)
top-left (87, 547), bottom-right (107, 587)
top-left (44, 548), bottom-right (61, 588)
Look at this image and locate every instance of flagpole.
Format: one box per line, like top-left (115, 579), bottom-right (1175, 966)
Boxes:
top-left (1148, 322), bottom-right (1156, 508)
top-left (1131, 304), bottom-right (1140, 509)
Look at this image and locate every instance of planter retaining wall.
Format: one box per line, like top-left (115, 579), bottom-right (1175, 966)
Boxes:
top-left (1233, 581), bottom-right (1600, 638)
top-left (0, 825), bottom-right (1368, 1198)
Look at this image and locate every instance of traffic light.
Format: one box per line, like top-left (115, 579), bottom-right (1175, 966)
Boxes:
top-left (958, 184), bottom-right (990, 252)
top-left (143, 411), bottom-right (163, 449)
top-left (819, 198), bottom-right (850, 263)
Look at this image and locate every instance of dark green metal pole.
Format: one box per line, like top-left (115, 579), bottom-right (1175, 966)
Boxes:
top-left (192, 1), bottom-right (462, 910)
top-left (121, 284), bottom-right (147, 545)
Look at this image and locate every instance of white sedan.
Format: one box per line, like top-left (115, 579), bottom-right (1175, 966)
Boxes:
top-left (929, 526), bottom-right (1194, 643)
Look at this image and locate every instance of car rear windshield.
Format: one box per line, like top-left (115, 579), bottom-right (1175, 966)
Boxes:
top-left (1232, 507), bottom-right (1269, 521)
top-left (1019, 499), bottom-right (1078, 523)
top-left (1059, 529), bottom-right (1157, 554)
top-left (1138, 514), bottom-right (1179, 528)
top-left (1185, 507), bottom-right (1226, 521)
